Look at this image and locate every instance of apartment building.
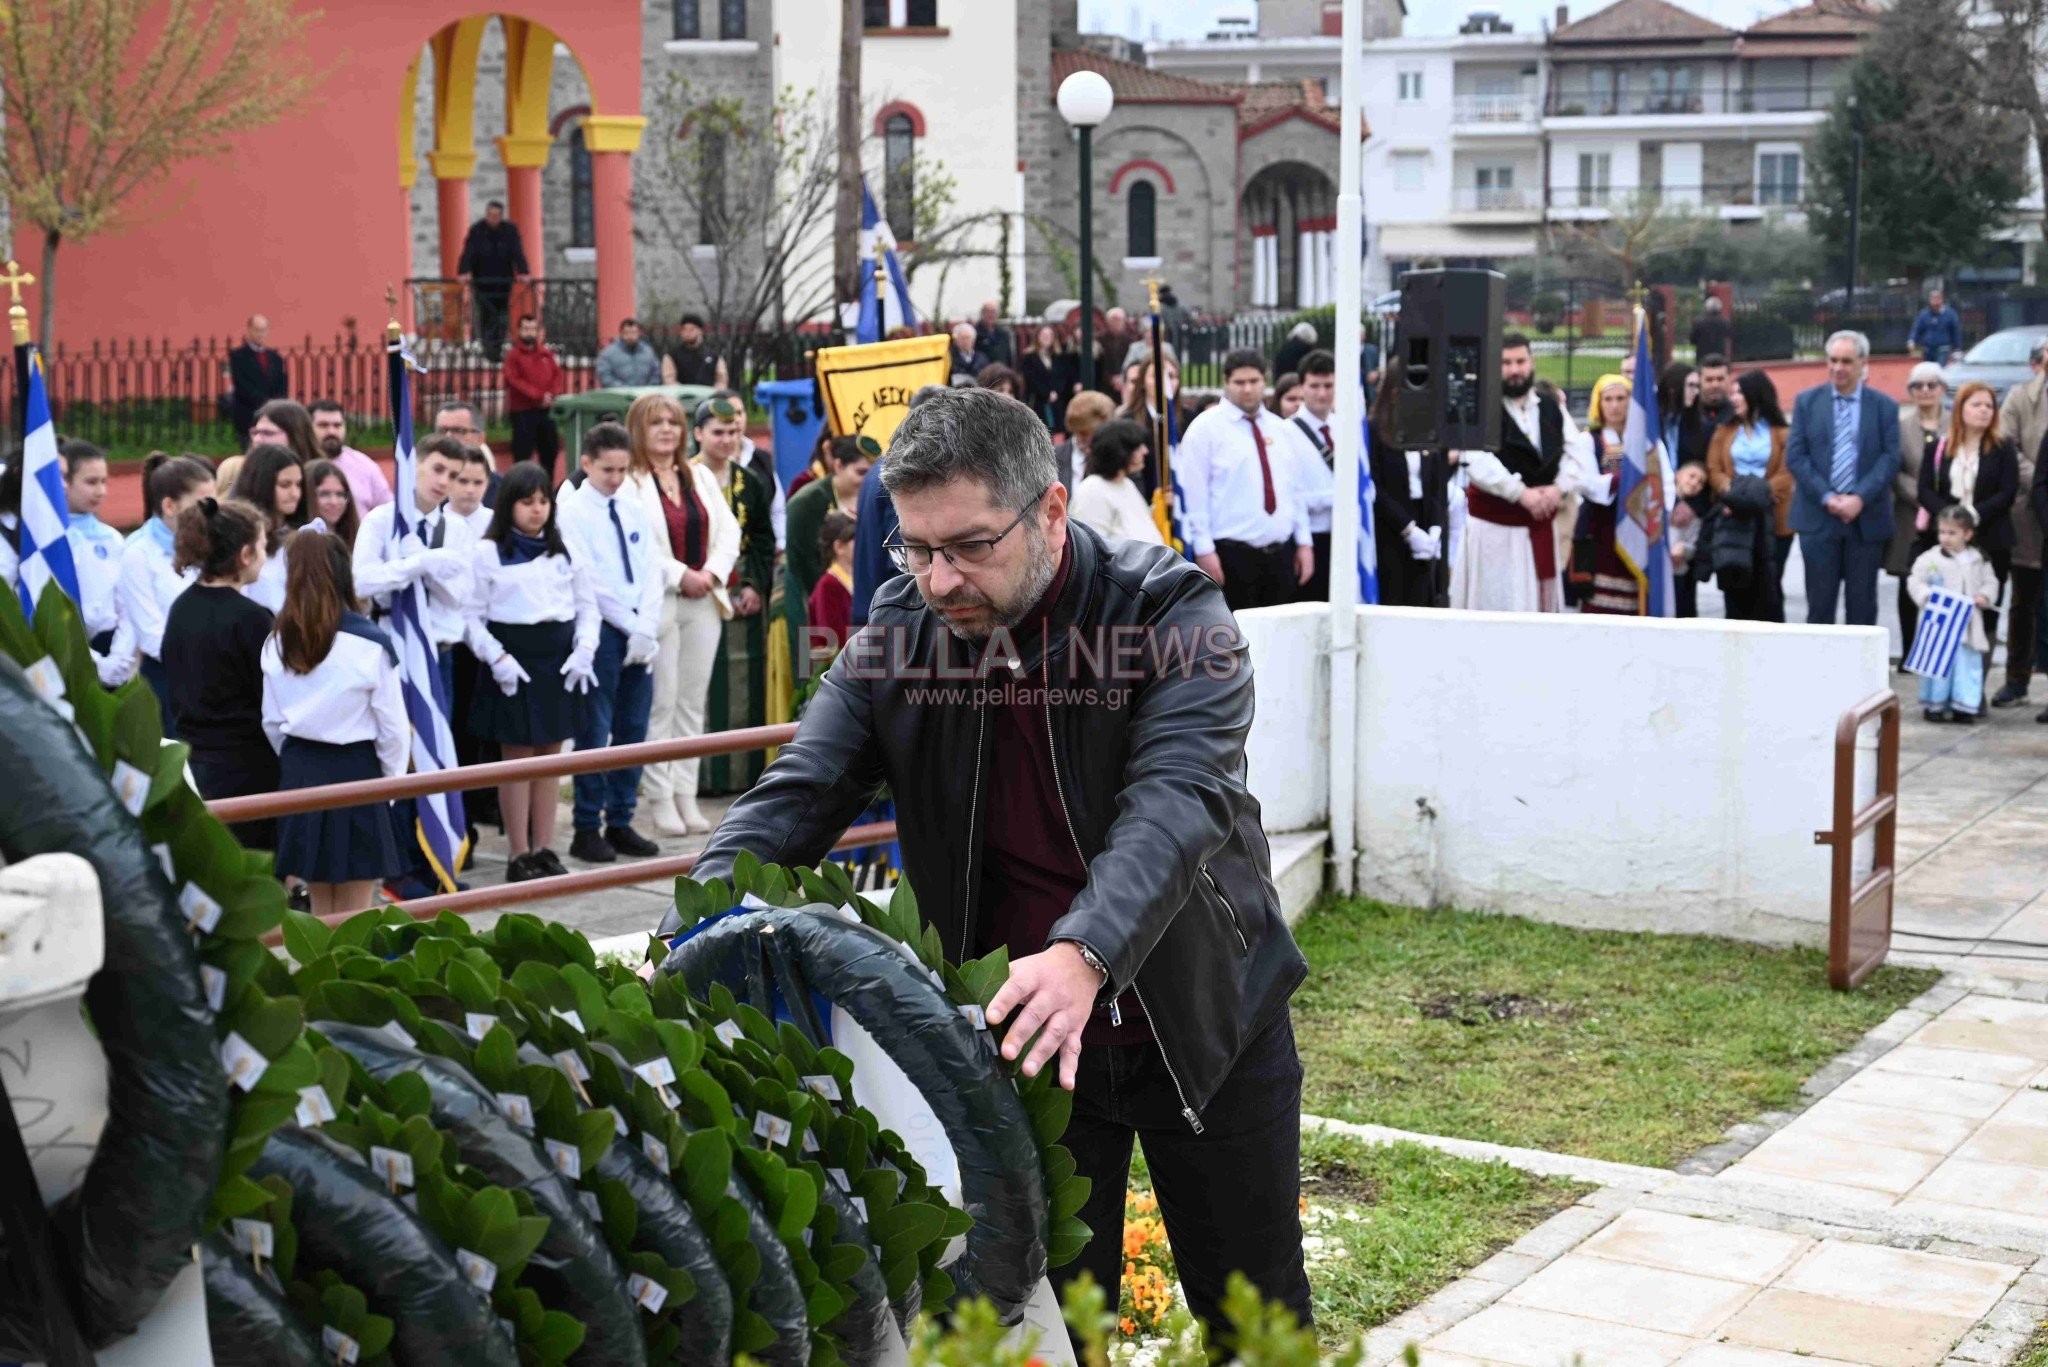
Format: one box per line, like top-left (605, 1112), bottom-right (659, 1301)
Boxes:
top-left (1544, 0), bottom-right (1873, 226)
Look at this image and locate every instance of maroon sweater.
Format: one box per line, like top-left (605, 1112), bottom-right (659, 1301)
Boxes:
top-left (974, 540), bottom-right (1152, 1045)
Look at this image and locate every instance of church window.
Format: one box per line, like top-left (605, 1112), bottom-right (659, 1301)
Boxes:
top-left (884, 112), bottom-right (916, 240)
top-left (1127, 180), bottom-right (1157, 259)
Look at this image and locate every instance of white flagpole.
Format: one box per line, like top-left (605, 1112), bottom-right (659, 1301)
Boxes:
top-left (1329, 0), bottom-right (1364, 897)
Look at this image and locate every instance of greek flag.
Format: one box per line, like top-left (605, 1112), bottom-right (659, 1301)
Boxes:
top-left (1357, 413), bottom-right (1379, 604)
top-left (1905, 588), bottom-right (1973, 680)
top-left (386, 337), bottom-right (468, 890)
top-left (14, 349), bottom-right (77, 621)
top-left (856, 176), bottom-right (917, 344)
top-left (1616, 314), bottom-right (1675, 616)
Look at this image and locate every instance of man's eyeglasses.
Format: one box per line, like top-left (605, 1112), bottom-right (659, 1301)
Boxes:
top-left (885, 489), bottom-right (1047, 575)
top-left (1907, 381), bottom-right (1943, 392)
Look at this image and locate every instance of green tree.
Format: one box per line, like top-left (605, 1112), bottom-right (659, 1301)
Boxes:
top-left (0, 0), bottom-right (322, 348)
top-left (1805, 0), bottom-right (2028, 284)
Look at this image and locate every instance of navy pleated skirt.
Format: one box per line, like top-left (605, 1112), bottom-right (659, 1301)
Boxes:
top-left (272, 737), bottom-right (402, 885)
top-left (468, 619), bottom-right (582, 746)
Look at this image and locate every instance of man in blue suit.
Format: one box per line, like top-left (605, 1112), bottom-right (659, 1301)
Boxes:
top-left (1785, 330), bottom-right (1902, 627)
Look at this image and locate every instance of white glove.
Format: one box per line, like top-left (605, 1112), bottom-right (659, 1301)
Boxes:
top-left (561, 648), bottom-right (597, 695)
top-left (489, 653), bottom-right (531, 696)
top-left (94, 648), bottom-right (136, 689)
top-left (1403, 524), bottom-right (1440, 561)
top-left (625, 631), bottom-right (659, 667)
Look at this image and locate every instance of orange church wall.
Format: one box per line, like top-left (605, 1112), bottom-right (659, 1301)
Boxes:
top-left (17, 2), bottom-right (644, 348)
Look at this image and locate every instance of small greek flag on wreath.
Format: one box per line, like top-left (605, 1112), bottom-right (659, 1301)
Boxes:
top-left (1904, 588), bottom-right (1973, 680)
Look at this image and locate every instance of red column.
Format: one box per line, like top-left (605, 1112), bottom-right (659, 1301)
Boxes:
top-left (504, 165), bottom-right (545, 281)
top-left (435, 176), bottom-right (470, 278)
top-left (590, 145), bottom-right (639, 338)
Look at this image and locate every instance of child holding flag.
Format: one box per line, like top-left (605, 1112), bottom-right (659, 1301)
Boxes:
top-left (1909, 504), bottom-right (2000, 723)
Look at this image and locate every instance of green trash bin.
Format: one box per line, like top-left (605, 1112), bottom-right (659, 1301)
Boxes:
top-left (550, 384), bottom-right (716, 457)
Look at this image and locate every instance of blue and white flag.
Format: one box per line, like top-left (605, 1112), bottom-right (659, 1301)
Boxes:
top-left (857, 176), bottom-right (917, 344)
top-left (1357, 413), bottom-right (1379, 604)
top-left (385, 337), bottom-right (468, 890)
top-left (1615, 313), bottom-right (1674, 617)
top-left (1905, 587), bottom-right (1973, 680)
top-left (15, 349), bottom-right (77, 621)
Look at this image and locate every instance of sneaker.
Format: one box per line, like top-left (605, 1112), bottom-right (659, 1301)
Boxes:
top-left (569, 829), bottom-right (617, 864)
top-left (606, 825), bottom-right (660, 858)
top-left (1994, 683), bottom-right (2032, 708)
top-left (1953, 710), bottom-right (1978, 725)
top-left (532, 848), bottom-right (568, 878)
top-left (505, 851), bottom-right (543, 883)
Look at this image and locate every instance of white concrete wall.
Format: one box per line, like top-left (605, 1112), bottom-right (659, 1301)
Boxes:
top-left (1238, 604), bottom-right (1331, 836)
top-left (1236, 604), bottom-right (1891, 947)
top-left (773, 0), bottom-right (1016, 324)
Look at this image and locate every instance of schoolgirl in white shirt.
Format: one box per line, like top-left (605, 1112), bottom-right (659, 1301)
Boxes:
top-left (62, 442), bottom-right (127, 675)
top-left (262, 530), bottom-right (409, 918)
top-left (465, 462), bottom-right (599, 883)
top-left (116, 453), bottom-right (216, 732)
top-left (229, 444), bottom-right (307, 612)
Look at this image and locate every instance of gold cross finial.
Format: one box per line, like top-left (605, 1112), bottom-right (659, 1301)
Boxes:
top-left (1143, 274), bottom-right (1164, 314)
top-left (1627, 278), bottom-right (1649, 309)
top-left (1, 261), bottom-right (34, 346)
top-left (385, 283), bottom-right (401, 341)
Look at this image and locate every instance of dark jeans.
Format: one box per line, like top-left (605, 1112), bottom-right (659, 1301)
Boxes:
top-left (1295, 531), bottom-right (1331, 603)
top-left (1215, 539), bottom-right (1298, 612)
top-left (1057, 1012), bottom-right (1312, 1351)
top-left (509, 409), bottom-right (561, 479)
top-left (1799, 532), bottom-right (1884, 626)
top-left (2010, 564), bottom-right (2042, 690)
top-left (475, 285), bottom-right (512, 358)
top-left (572, 623), bottom-right (652, 832)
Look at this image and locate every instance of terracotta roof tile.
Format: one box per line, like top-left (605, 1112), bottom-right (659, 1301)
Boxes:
top-left (1049, 49), bottom-right (1241, 105)
top-left (1552, 0), bottom-right (1735, 44)
top-left (1742, 0), bottom-right (1879, 37)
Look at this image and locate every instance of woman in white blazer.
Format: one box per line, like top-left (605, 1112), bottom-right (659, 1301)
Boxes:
top-left (621, 393), bottom-right (741, 834)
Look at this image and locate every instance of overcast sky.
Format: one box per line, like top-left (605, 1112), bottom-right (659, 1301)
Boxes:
top-left (1086, 0), bottom-right (1807, 41)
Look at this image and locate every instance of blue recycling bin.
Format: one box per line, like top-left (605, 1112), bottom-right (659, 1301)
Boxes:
top-left (754, 378), bottom-right (827, 494)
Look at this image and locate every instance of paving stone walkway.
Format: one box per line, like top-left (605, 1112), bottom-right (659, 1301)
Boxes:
top-left (1338, 978), bottom-right (2048, 1366)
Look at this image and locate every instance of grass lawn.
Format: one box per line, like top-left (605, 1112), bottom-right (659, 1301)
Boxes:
top-left (1292, 899), bottom-right (1941, 1168)
top-left (1121, 1129), bottom-right (1587, 1352)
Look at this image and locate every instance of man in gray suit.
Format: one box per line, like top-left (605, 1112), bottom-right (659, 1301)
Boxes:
top-left (1785, 330), bottom-right (1902, 627)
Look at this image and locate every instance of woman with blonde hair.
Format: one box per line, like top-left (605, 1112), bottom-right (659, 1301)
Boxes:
top-left (1567, 373), bottom-right (1639, 614)
top-left (621, 391), bottom-right (739, 835)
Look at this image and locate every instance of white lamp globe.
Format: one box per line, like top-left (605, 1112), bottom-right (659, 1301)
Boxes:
top-left (1057, 70), bottom-right (1115, 128)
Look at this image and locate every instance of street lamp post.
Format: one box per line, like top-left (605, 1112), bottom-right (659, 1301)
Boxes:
top-left (1057, 70), bottom-right (1114, 391)
top-left (1846, 91), bottom-right (1863, 312)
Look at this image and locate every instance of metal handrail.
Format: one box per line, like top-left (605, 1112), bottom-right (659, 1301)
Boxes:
top-left (274, 820), bottom-right (902, 932)
top-left (1813, 690), bottom-right (1900, 990)
top-left (206, 724), bottom-right (799, 823)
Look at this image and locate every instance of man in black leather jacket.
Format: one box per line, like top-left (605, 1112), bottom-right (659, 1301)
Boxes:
top-left (665, 387), bottom-right (1312, 1336)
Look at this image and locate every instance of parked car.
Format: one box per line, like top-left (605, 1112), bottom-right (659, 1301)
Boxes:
top-left (1941, 325), bottom-right (2048, 402)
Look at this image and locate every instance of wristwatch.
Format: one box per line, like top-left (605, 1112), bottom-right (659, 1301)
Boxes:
top-left (1069, 941), bottom-right (1111, 990)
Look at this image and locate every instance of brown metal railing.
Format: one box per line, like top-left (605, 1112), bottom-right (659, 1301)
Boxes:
top-left (207, 723), bottom-right (900, 931)
top-left (1813, 690), bottom-right (1900, 990)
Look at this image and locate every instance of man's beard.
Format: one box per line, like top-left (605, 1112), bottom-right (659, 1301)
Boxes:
top-left (923, 527), bottom-right (1058, 642)
top-left (1502, 374), bottom-right (1534, 399)
top-left (318, 435), bottom-right (343, 457)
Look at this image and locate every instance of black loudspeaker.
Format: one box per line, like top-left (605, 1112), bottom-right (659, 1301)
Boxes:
top-left (1391, 268), bottom-right (1506, 452)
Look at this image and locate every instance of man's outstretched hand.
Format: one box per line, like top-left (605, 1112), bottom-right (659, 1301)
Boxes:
top-left (985, 941), bottom-right (1104, 1091)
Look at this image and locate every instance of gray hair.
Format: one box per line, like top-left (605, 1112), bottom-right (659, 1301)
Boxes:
top-left (2032, 338), bottom-right (2048, 365)
top-left (907, 384), bottom-right (951, 411)
top-left (881, 387), bottom-right (1057, 511)
top-left (1824, 330), bottom-right (1870, 360)
top-left (1907, 361), bottom-right (1946, 389)
top-left (1290, 321), bottom-right (1318, 342)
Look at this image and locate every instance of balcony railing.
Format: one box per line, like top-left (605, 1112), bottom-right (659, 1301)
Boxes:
top-left (1549, 182), bottom-right (1808, 211)
top-left (1545, 83), bottom-right (1834, 117)
top-left (1452, 93), bottom-right (1539, 125)
top-left (1452, 185), bottom-right (1539, 212)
